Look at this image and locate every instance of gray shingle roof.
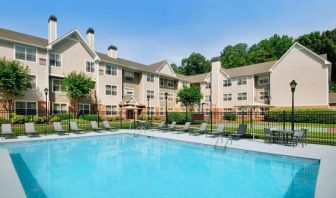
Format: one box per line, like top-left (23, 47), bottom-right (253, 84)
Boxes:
top-left (149, 60), bottom-right (167, 72)
top-left (0, 28), bottom-right (48, 47)
top-left (176, 73), bottom-right (210, 83)
top-left (222, 60), bottom-right (277, 77)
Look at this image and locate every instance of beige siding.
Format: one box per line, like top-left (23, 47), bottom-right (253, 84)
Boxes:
top-left (158, 63), bottom-right (175, 76)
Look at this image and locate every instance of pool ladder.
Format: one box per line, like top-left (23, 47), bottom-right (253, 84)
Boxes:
top-left (214, 136), bottom-right (230, 150)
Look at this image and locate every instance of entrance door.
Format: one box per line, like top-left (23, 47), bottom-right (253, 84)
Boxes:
top-left (126, 110), bottom-right (134, 119)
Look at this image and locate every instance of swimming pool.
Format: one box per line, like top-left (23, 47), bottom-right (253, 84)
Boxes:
top-left (1, 134), bottom-right (319, 198)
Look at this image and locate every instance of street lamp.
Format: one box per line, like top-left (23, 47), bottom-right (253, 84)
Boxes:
top-left (164, 92), bottom-right (168, 127)
top-left (201, 102), bottom-right (206, 115)
top-left (290, 80), bottom-right (297, 131)
top-left (44, 88), bottom-right (48, 135)
top-left (147, 95), bottom-right (150, 121)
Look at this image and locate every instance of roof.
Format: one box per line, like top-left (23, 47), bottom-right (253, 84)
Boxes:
top-left (0, 28), bottom-right (48, 47)
top-left (149, 60), bottom-right (167, 72)
top-left (176, 72), bottom-right (210, 83)
top-left (222, 60), bottom-right (277, 77)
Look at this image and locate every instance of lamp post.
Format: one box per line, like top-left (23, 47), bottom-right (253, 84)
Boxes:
top-left (44, 88), bottom-right (48, 135)
top-left (201, 102), bottom-right (206, 115)
top-left (290, 80), bottom-right (297, 131)
top-left (164, 92), bottom-right (168, 127)
top-left (147, 95), bottom-right (150, 121)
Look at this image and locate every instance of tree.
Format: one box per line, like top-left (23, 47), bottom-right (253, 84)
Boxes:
top-left (178, 53), bottom-right (211, 75)
top-left (220, 43), bottom-right (249, 69)
top-left (0, 58), bottom-right (32, 110)
top-left (176, 86), bottom-right (203, 120)
top-left (62, 72), bottom-right (95, 114)
top-left (170, 63), bottom-right (179, 72)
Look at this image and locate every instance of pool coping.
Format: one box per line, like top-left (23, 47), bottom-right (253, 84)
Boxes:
top-left (1, 129), bottom-right (335, 198)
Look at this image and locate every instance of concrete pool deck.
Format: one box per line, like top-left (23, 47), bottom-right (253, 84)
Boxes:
top-left (0, 129), bottom-right (335, 198)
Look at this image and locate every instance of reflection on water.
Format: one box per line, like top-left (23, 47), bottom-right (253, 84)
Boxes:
top-left (0, 134), bottom-right (319, 198)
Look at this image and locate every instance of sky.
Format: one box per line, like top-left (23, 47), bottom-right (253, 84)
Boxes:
top-left (0, 0), bottom-right (335, 65)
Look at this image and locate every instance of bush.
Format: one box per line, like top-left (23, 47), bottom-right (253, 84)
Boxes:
top-left (50, 116), bottom-right (61, 123)
top-left (10, 113), bottom-right (29, 124)
top-left (137, 115), bottom-right (149, 120)
top-left (33, 116), bottom-right (47, 124)
top-left (223, 113), bottom-right (236, 121)
top-left (0, 117), bottom-right (8, 124)
top-left (264, 107), bottom-right (336, 124)
top-left (168, 112), bottom-right (191, 124)
top-left (79, 114), bottom-right (100, 121)
top-left (101, 115), bottom-right (120, 121)
top-left (52, 113), bottom-right (71, 120)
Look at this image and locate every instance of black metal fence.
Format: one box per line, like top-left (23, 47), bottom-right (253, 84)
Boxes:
top-left (0, 110), bottom-right (335, 145)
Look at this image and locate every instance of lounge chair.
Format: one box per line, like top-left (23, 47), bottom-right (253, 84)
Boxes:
top-left (161, 121), bottom-right (177, 132)
top-left (291, 129), bottom-right (305, 147)
top-left (90, 121), bottom-right (104, 132)
top-left (227, 124), bottom-right (247, 142)
top-left (25, 122), bottom-right (39, 137)
top-left (173, 122), bottom-right (191, 134)
top-left (70, 122), bottom-right (83, 134)
top-left (150, 121), bottom-right (165, 130)
top-left (102, 120), bottom-right (118, 132)
top-left (1, 124), bottom-right (16, 139)
top-left (189, 123), bottom-right (207, 136)
top-left (53, 122), bottom-right (67, 135)
top-left (206, 124), bottom-right (225, 137)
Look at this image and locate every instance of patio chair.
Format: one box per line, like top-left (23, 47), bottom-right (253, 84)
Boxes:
top-left (301, 128), bottom-right (308, 145)
top-left (189, 123), bottom-right (207, 136)
top-left (291, 129), bottom-right (305, 147)
top-left (173, 122), bottom-right (191, 134)
top-left (102, 120), bottom-right (118, 132)
top-left (161, 121), bottom-right (177, 132)
top-left (227, 124), bottom-right (247, 142)
top-left (70, 122), bottom-right (84, 134)
top-left (24, 122), bottom-right (39, 137)
top-left (90, 121), bottom-right (104, 132)
top-left (206, 124), bottom-right (225, 137)
top-left (53, 122), bottom-right (67, 135)
top-left (264, 128), bottom-right (278, 144)
top-left (1, 124), bottom-right (16, 139)
top-left (150, 121), bottom-right (165, 130)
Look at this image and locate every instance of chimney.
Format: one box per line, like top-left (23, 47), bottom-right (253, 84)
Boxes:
top-left (107, 45), bottom-right (118, 59)
top-left (210, 56), bottom-right (221, 106)
top-left (86, 28), bottom-right (95, 50)
top-left (48, 15), bottom-right (57, 44)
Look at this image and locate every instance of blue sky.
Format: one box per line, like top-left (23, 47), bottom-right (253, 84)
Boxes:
top-left (0, 0), bottom-right (335, 65)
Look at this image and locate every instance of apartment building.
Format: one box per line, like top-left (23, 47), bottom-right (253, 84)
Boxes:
top-left (0, 15), bottom-right (331, 118)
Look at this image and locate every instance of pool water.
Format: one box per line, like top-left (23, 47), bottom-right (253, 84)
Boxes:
top-left (1, 134), bottom-right (319, 198)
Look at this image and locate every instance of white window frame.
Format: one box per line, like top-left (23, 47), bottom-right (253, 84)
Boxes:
top-left (223, 79), bottom-right (232, 87)
top-left (124, 87), bottom-right (134, 96)
top-left (159, 93), bottom-right (164, 101)
top-left (160, 107), bottom-right (164, 116)
top-left (105, 84), bottom-right (118, 96)
top-left (52, 103), bottom-right (68, 114)
top-left (49, 52), bottom-right (62, 67)
top-left (237, 92), bottom-right (248, 101)
top-left (168, 107), bottom-right (174, 112)
top-left (168, 93), bottom-right (174, 102)
top-left (259, 91), bottom-right (269, 100)
top-left (258, 76), bottom-right (270, 85)
top-left (105, 64), bottom-right (118, 76)
top-left (223, 108), bottom-right (232, 112)
top-left (146, 90), bottom-right (155, 99)
top-left (223, 93), bottom-right (232, 101)
top-left (160, 79), bottom-right (165, 87)
top-left (106, 105), bottom-right (118, 115)
top-left (205, 95), bottom-right (211, 102)
top-left (14, 100), bottom-right (37, 115)
top-left (147, 107), bottom-right (154, 116)
top-left (167, 80), bottom-right (175, 88)
top-left (78, 103), bottom-right (90, 114)
top-left (146, 73), bottom-right (154, 82)
top-left (52, 78), bottom-right (66, 93)
top-left (237, 77), bottom-right (247, 86)
top-left (125, 71), bottom-right (134, 81)
top-left (14, 44), bottom-right (37, 63)
top-left (205, 82), bottom-right (211, 89)
top-left (27, 74), bottom-right (37, 90)
top-left (85, 60), bottom-right (95, 73)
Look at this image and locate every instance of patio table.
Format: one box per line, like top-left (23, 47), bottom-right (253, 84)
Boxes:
top-left (135, 120), bottom-right (150, 129)
top-left (271, 129), bottom-right (294, 145)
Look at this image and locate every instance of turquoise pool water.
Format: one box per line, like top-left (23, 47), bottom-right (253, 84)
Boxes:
top-left (1, 134), bottom-right (319, 198)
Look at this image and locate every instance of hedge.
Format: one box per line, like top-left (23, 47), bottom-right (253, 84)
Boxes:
top-left (223, 113), bottom-right (236, 121)
top-left (79, 114), bottom-right (100, 121)
top-left (168, 112), bottom-right (192, 124)
top-left (264, 107), bottom-right (336, 124)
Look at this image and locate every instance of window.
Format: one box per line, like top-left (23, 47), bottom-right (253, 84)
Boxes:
top-left (106, 105), bottom-right (117, 115)
top-left (223, 94), bottom-right (232, 101)
top-left (53, 103), bottom-right (67, 114)
top-left (160, 79), bottom-right (165, 87)
top-left (86, 61), bottom-right (95, 73)
top-left (258, 76), bottom-right (269, 85)
top-left (52, 79), bottom-right (66, 92)
top-left (49, 53), bottom-right (61, 67)
top-left (147, 107), bottom-right (154, 116)
top-left (160, 107), bottom-right (164, 116)
top-left (168, 93), bottom-right (174, 102)
top-left (147, 90), bottom-right (154, 99)
top-left (78, 104), bottom-right (90, 114)
top-left (237, 77), bottom-right (247, 85)
top-left (106, 85), bottom-right (117, 96)
top-left (124, 87), bottom-right (134, 96)
top-left (15, 45), bottom-right (36, 62)
top-left (223, 108), bottom-right (232, 112)
top-left (27, 75), bottom-right (36, 90)
top-left (205, 95), bottom-right (211, 102)
top-left (223, 79), bottom-right (232, 87)
top-left (237, 107), bottom-right (247, 115)
top-left (15, 101), bottom-right (37, 115)
top-left (205, 108), bottom-right (211, 116)
top-left (237, 92), bottom-right (247, 101)
top-left (205, 82), bottom-right (211, 89)
top-left (147, 73), bottom-right (154, 82)
top-left (159, 93), bottom-right (164, 101)
top-left (260, 108), bottom-right (268, 116)
top-left (259, 91), bottom-right (269, 100)
top-left (167, 80), bottom-right (174, 88)
top-left (125, 71), bottom-right (134, 81)
top-left (105, 64), bottom-right (117, 76)
top-left (168, 107), bottom-right (174, 112)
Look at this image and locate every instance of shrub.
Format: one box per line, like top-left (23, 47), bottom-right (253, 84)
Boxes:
top-left (101, 115), bottom-right (120, 121)
top-left (10, 113), bottom-right (29, 124)
top-left (53, 113), bottom-right (71, 120)
top-left (50, 116), bottom-right (61, 123)
top-left (33, 116), bottom-right (47, 124)
top-left (264, 107), bottom-right (336, 124)
top-left (223, 113), bottom-right (236, 121)
top-left (79, 114), bottom-right (100, 121)
top-left (168, 112), bottom-right (191, 124)
top-left (0, 117), bottom-right (8, 124)
top-left (137, 115), bottom-right (149, 120)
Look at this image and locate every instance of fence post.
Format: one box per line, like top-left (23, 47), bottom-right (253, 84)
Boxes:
top-left (68, 112), bottom-right (71, 133)
top-left (283, 110), bottom-right (286, 130)
top-left (133, 110), bottom-right (136, 129)
top-left (242, 111), bottom-right (245, 125)
top-left (120, 109), bottom-right (122, 129)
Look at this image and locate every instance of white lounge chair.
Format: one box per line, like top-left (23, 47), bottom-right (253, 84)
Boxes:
top-left (173, 122), bottom-right (191, 134)
top-left (1, 124), bottom-right (16, 139)
top-left (70, 122), bottom-right (83, 134)
top-left (25, 122), bottom-right (39, 137)
top-left (206, 123), bottom-right (225, 137)
top-left (90, 121), bottom-right (104, 132)
top-left (102, 120), bottom-right (118, 131)
top-left (53, 122), bottom-right (67, 135)
top-left (161, 121), bottom-right (177, 132)
top-left (190, 123), bottom-right (207, 136)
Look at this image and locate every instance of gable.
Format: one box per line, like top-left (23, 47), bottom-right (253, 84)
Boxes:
top-left (158, 63), bottom-right (176, 77)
